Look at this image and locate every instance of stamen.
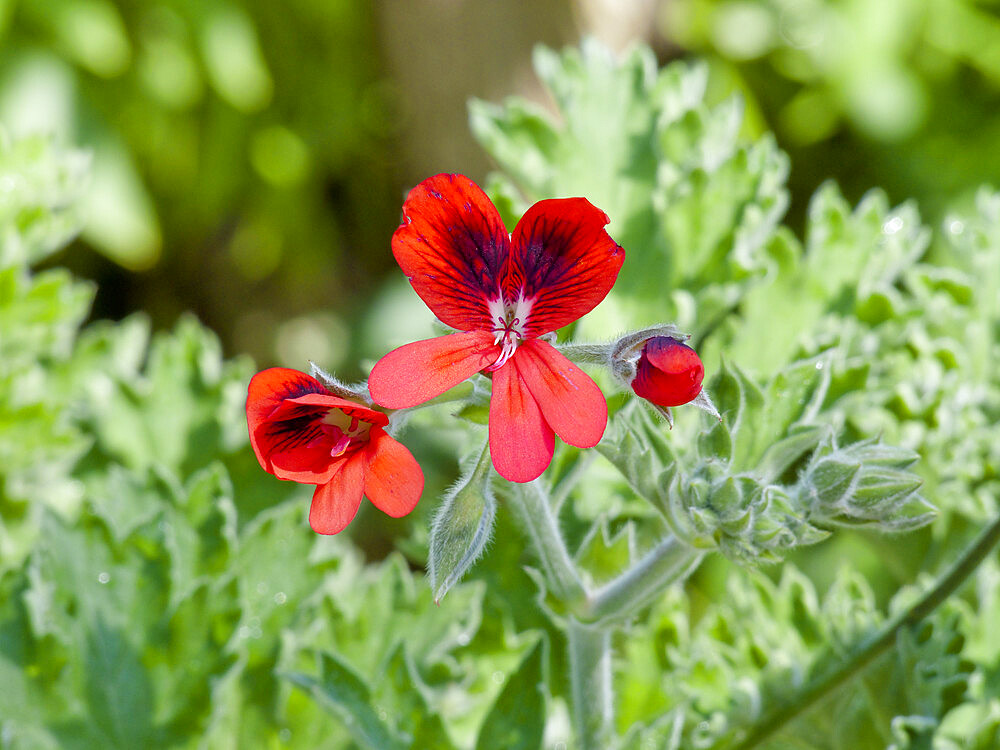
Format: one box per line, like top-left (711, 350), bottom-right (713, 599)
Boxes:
top-left (319, 408), bottom-right (373, 455)
top-left (488, 309), bottom-right (523, 370)
top-left (486, 295), bottom-right (533, 370)
top-left (328, 431), bottom-right (353, 457)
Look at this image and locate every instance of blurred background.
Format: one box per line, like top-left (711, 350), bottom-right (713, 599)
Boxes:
top-left (6, 0), bottom-right (1000, 373)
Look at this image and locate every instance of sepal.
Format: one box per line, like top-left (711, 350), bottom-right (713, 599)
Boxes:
top-left (308, 360), bottom-right (372, 404)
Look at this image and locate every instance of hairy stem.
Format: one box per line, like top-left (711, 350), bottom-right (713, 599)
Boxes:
top-left (506, 480), bottom-right (587, 605)
top-left (555, 342), bottom-right (613, 365)
top-left (567, 619), bottom-right (616, 750)
top-left (577, 535), bottom-right (703, 624)
top-left (721, 512), bottom-right (1000, 750)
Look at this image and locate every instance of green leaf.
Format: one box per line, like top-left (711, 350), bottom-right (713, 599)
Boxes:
top-left (283, 651), bottom-right (406, 750)
top-left (234, 499), bottom-right (335, 665)
top-left (81, 314), bottom-right (253, 478)
top-left (756, 425), bottom-right (826, 483)
top-left (574, 518), bottom-right (635, 585)
top-left (597, 401), bottom-right (678, 511)
top-left (473, 41), bottom-right (787, 322)
top-left (474, 637), bottom-right (546, 750)
top-left (0, 132), bottom-right (88, 268)
top-left (83, 618), bottom-right (155, 747)
top-left (700, 358), bottom-right (764, 472)
top-left (376, 644), bottom-right (456, 750)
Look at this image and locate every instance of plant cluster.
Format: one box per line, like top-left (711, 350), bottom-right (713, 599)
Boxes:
top-left (2, 40), bottom-right (1000, 750)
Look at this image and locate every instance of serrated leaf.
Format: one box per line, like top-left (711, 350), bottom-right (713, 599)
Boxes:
top-left (597, 403), bottom-right (672, 507)
top-left (694, 358), bottom-right (767, 475)
top-left (85, 315), bottom-right (253, 477)
top-left (84, 618), bottom-right (155, 747)
top-left (0, 133), bottom-right (88, 268)
top-left (377, 643), bottom-right (456, 750)
top-left (473, 637), bottom-right (546, 750)
top-left (234, 499), bottom-right (334, 664)
top-left (574, 517), bottom-right (634, 585)
top-left (283, 651), bottom-right (406, 750)
top-left (85, 464), bottom-right (164, 543)
top-left (758, 355), bottom-right (830, 440)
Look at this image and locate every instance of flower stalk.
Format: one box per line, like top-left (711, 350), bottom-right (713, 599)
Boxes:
top-left (719, 509), bottom-right (1000, 750)
top-left (567, 618), bottom-right (616, 750)
top-left (505, 480), bottom-right (587, 606)
top-left (577, 535), bottom-right (703, 625)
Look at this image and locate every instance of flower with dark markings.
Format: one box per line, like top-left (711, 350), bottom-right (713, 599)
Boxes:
top-left (369, 173), bottom-right (624, 482)
top-left (247, 367), bottom-right (423, 534)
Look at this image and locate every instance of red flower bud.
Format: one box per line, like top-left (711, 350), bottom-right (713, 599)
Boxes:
top-left (630, 336), bottom-right (704, 407)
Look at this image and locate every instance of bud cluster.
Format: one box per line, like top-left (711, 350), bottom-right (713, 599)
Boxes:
top-left (598, 354), bottom-right (934, 567)
top-left (797, 436), bottom-right (933, 531)
top-left (658, 432), bottom-right (932, 563)
top-left (666, 471), bottom-right (829, 564)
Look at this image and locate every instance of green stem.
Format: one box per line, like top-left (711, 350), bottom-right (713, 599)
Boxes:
top-left (554, 342), bottom-right (612, 366)
top-left (506, 481), bottom-right (587, 605)
top-left (721, 512), bottom-right (1000, 750)
top-left (567, 618), bottom-right (616, 750)
top-left (577, 535), bottom-right (703, 624)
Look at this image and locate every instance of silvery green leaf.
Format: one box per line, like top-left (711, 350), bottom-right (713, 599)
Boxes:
top-left (0, 132), bottom-right (89, 268)
top-left (282, 651), bottom-right (406, 750)
top-left (574, 517), bottom-right (635, 586)
top-left (597, 402), bottom-right (672, 508)
top-left (756, 425), bottom-right (827, 483)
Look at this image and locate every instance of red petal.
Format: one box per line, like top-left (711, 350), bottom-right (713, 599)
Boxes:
top-left (515, 340), bottom-right (607, 448)
top-left (266, 446), bottom-right (342, 485)
top-left (632, 337), bottom-right (704, 406)
top-left (362, 429), bottom-right (424, 518)
top-left (280, 393), bottom-right (388, 428)
top-left (247, 368), bottom-right (325, 449)
top-left (506, 198), bottom-right (624, 336)
top-left (247, 368), bottom-right (338, 482)
top-left (392, 174), bottom-right (510, 331)
top-left (369, 330), bottom-right (498, 409)
top-left (309, 456), bottom-right (365, 534)
top-left (488, 361), bottom-right (554, 482)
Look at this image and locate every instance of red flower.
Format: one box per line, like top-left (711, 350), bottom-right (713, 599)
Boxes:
top-left (630, 336), bottom-right (704, 407)
top-left (368, 174), bottom-right (624, 482)
top-left (246, 367), bottom-right (423, 534)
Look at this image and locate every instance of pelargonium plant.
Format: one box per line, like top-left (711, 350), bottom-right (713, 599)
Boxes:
top-left (247, 173), bottom-right (716, 534)
top-left (244, 166), bottom-right (963, 748)
top-left (8, 41), bottom-right (1000, 750)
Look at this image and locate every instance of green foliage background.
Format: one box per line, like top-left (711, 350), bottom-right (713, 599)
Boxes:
top-left (2, 2), bottom-right (1000, 748)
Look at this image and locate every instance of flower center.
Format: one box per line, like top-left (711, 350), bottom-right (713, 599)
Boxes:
top-left (486, 296), bottom-right (531, 371)
top-left (314, 408), bottom-right (372, 457)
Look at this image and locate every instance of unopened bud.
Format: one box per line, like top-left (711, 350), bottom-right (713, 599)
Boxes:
top-left (805, 457), bottom-right (862, 511)
top-left (630, 336), bottom-right (705, 407)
